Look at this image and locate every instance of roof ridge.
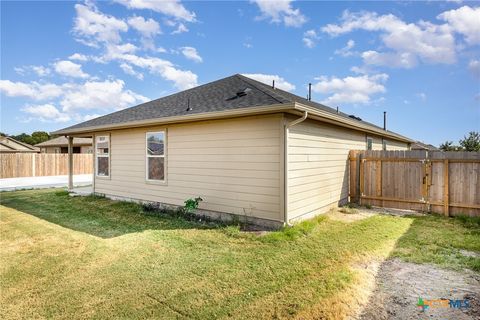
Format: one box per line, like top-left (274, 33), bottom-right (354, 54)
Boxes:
top-left (235, 74), bottom-right (292, 105)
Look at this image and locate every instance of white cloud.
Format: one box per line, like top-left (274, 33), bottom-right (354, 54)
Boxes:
top-left (14, 65), bottom-right (51, 77)
top-left (105, 53), bottom-right (198, 89)
top-left (60, 79), bottom-right (149, 112)
top-left (73, 2), bottom-right (128, 46)
top-left (1, 79), bottom-right (149, 120)
top-left (438, 6), bottom-right (480, 45)
top-left (361, 51), bottom-right (418, 69)
top-left (0, 80), bottom-right (63, 100)
top-left (22, 104), bottom-right (71, 123)
top-left (69, 53), bottom-right (89, 61)
top-left (311, 73), bottom-right (388, 105)
top-left (302, 29), bottom-right (318, 48)
top-left (335, 39), bottom-right (355, 57)
top-left (242, 73), bottom-right (296, 91)
top-left (120, 63), bottom-right (144, 80)
top-left (114, 0), bottom-right (196, 22)
top-left (180, 46), bottom-right (202, 63)
top-left (127, 16), bottom-right (161, 37)
top-left (468, 59), bottom-right (480, 78)
top-left (171, 22), bottom-right (189, 34)
top-left (252, 0), bottom-right (306, 27)
top-left (322, 10), bottom-right (457, 68)
top-left (54, 60), bottom-right (89, 78)
top-left (417, 92), bottom-right (427, 101)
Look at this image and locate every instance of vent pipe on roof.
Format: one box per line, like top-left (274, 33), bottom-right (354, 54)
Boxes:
top-left (272, 80), bottom-right (275, 89)
top-left (336, 106), bottom-right (339, 114)
top-left (383, 111), bottom-right (387, 130)
top-left (308, 83), bottom-right (312, 101)
top-left (186, 98), bottom-right (192, 112)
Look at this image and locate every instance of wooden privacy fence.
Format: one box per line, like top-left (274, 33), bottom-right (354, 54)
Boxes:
top-left (1, 153), bottom-right (93, 178)
top-left (349, 150), bottom-right (480, 217)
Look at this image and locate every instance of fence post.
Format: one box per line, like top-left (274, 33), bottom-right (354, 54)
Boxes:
top-left (68, 137), bottom-right (74, 191)
top-left (444, 159), bottom-right (449, 216)
top-left (32, 154), bottom-right (36, 177)
top-left (359, 154), bottom-right (364, 206)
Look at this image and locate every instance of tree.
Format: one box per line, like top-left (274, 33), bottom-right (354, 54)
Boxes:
top-left (30, 131), bottom-right (50, 144)
top-left (13, 133), bottom-right (35, 145)
top-left (439, 141), bottom-right (462, 151)
top-left (11, 131), bottom-right (50, 145)
top-left (459, 131), bottom-right (480, 152)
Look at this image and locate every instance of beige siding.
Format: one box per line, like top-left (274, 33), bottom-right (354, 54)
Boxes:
top-left (80, 146), bottom-right (93, 153)
top-left (95, 114), bottom-right (284, 222)
top-left (386, 139), bottom-right (409, 151)
top-left (287, 118), bottom-right (408, 222)
top-left (370, 136), bottom-right (383, 150)
top-left (42, 147), bottom-right (60, 153)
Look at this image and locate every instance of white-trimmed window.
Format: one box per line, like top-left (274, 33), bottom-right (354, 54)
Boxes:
top-left (96, 135), bottom-right (110, 177)
top-left (146, 131), bottom-right (165, 181)
top-left (366, 137), bottom-right (373, 150)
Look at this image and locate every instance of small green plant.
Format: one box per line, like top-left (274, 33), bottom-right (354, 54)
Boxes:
top-left (365, 204), bottom-right (373, 210)
top-left (184, 197), bottom-right (203, 214)
top-left (223, 225), bottom-right (241, 237)
top-left (55, 190), bottom-right (69, 197)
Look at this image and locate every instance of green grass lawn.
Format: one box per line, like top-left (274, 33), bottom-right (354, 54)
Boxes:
top-left (0, 189), bottom-right (478, 319)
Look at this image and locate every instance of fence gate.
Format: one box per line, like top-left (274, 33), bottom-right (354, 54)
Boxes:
top-left (349, 150), bottom-right (480, 217)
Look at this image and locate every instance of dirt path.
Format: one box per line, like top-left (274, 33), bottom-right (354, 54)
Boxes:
top-left (358, 259), bottom-right (480, 320)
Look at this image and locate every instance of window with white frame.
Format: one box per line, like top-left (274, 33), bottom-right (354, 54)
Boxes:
top-left (96, 135), bottom-right (110, 177)
top-left (146, 131), bottom-right (165, 181)
top-left (366, 137), bottom-right (373, 150)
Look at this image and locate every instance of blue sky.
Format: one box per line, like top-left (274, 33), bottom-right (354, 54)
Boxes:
top-left (1, 0), bottom-right (479, 146)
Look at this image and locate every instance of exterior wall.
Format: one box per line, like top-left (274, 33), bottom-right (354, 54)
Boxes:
top-left (42, 147), bottom-right (60, 153)
top-left (286, 117), bottom-right (408, 222)
top-left (385, 139), bottom-right (409, 151)
top-left (80, 145), bottom-right (93, 153)
top-left (94, 114), bottom-right (284, 223)
top-left (41, 146), bottom-right (92, 153)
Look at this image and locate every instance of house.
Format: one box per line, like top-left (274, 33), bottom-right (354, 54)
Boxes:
top-left (54, 74), bottom-right (412, 228)
top-left (411, 141), bottom-right (439, 151)
top-left (35, 136), bottom-right (93, 154)
top-left (0, 136), bottom-right (39, 153)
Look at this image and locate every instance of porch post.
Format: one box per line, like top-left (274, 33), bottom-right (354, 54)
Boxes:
top-left (68, 136), bottom-right (73, 191)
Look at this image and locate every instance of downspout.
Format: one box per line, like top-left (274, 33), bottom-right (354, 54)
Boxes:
top-left (284, 111), bottom-right (308, 226)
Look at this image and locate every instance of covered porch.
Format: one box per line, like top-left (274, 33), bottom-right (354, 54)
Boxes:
top-left (66, 135), bottom-right (94, 192)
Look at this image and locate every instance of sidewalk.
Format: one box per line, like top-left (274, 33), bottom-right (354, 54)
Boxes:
top-left (0, 174), bottom-right (92, 191)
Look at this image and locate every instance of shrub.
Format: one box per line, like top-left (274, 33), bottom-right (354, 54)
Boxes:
top-left (183, 197), bottom-right (203, 214)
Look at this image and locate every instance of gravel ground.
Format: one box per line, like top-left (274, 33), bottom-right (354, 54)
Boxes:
top-left (358, 258), bottom-right (480, 320)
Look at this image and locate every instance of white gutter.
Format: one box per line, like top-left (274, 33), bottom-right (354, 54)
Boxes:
top-left (294, 102), bottom-right (413, 143)
top-left (284, 111), bottom-right (308, 226)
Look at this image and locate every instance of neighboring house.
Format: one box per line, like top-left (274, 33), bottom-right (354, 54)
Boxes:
top-left (411, 141), bottom-right (439, 151)
top-left (35, 137), bottom-right (93, 154)
top-left (54, 74), bottom-right (413, 227)
top-left (0, 136), bottom-right (39, 153)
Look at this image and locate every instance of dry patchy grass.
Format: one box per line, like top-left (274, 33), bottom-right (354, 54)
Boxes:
top-left (0, 189), bottom-right (478, 319)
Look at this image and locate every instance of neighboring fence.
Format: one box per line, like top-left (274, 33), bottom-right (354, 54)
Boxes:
top-left (349, 150), bottom-right (480, 217)
top-left (0, 153), bottom-right (93, 178)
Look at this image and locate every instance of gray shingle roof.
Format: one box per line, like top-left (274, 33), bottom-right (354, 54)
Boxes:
top-left (35, 136), bottom-right (92, 147)
top-left (55, 74), bottom-right (410, 141)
